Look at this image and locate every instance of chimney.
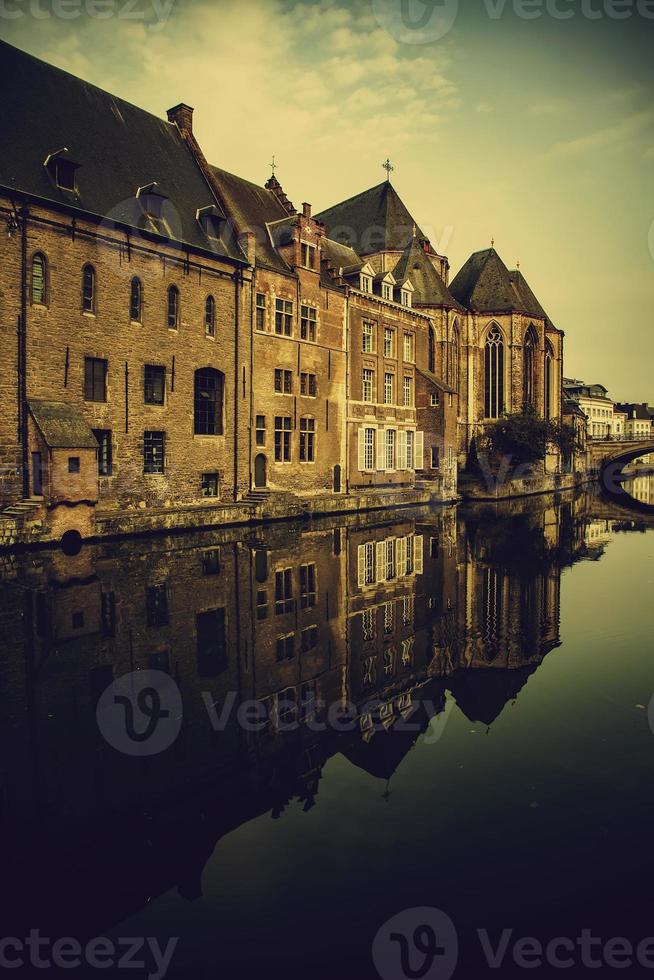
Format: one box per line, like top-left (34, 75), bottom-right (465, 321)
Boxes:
top-left (167, 103), bottom-right (194, 135)
top-left (302, 202), bottom-right (312, 219)
top-left (238, 230), bottom-right (256, 267)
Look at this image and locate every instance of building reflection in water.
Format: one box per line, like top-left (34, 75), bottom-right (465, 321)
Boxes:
top-left (0, 489), bottom-right (633, 937)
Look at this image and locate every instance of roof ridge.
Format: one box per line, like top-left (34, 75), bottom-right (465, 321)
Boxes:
top-left (0, 38), bottom-right (175, 131)
top-left (316, 180), bottom-right (389, 216)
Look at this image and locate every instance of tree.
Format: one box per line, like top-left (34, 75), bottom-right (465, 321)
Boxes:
top-left (487, 405), bottom-right (550, 465)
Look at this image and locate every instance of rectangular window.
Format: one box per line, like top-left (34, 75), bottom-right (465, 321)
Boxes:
top-left (276, 633), bottom-right (295, 662)
top-left (362, 607), bottom-right (375, 641)
top-left (364, 428), bottom-right (375, 470)
top-left (382, 283), bottom-right (393, 302)
top-left (256, 589), bottom-right (268, 621)
top-left (402, 595), bottom-right (414, 627)
top-left (403, 376), bottom-right (413, 407)
top-left (300, 563), bottom-right (317, 608)
top-left (300, 626), bottom-right (318, 653)
top-left (202, 548), bottom-right (220, 575)
top-left (300, 373), bottom-right (317, 397)
top-left (144, 364), bottom-right (165, 405)
top-left (101, 591), bottom-right (116, 637)
top-left (256, 415), bottom-right (266, 446)
top-left (275, 298), bottom-right (293, 336)
top-left (406, 431), bottom-right (414, 470)
top-left (84, 357), bottom-right (107, 402)
top-left (384, 373), bottom-right (394, 405)
top-left (403, 333), bottom-right (414, 362)
top-left (144, 431), bottom-right (165, 474)
top-left (197, 608), bottom-right (227, 677)
top-left (256, 293), bottom-right (266, 331)
top-left (362, 321), bottom-right (374, 353)
top-left (363, 368), bottom-right (374, 403)
top-left (386, 429), bottom-right (396, 469)
top-left (386, 539), bottom-right (396, 580)
top-left (448, 446), bottom-right (454, 471)
top-left (274, 369), bottom-right (293, 394)
top-left (301, 243), bottom-right (316, 269)
top-left (201, 472), bottom-right (219, 497)
top-left (93, 429), bottom-right (112, 477)
top-left (364, 541), bottom-right (375, 585)
top-left (67, 456), bottom-right (80, 474)
top-left (384, 601), bottom-right (394, 635)
top-left (299, 417), bottom-right (315, 462)
top-left (360, 274), bottom-right (372, 294)
top-left (431, 446), bottom-right (440, 469)
top-left (274, 417), bottom-right (292, 462)
top-left (430, 393), bottom-right (440, 407)
top-left (275, 568), bottom-right (294, 614)
top-left (146, 584), bottom-right (168, 627)
top-left (384, 327), bottom-right (394, 358)
top-left (300, 305), bottom-right (317, 341)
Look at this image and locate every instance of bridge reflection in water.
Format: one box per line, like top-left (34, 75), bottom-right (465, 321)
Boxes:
top-left (0, 486), bottom-right (649, 946)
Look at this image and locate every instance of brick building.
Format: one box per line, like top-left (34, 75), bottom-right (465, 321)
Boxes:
top-left (0, 40), bottom-right (570, 543)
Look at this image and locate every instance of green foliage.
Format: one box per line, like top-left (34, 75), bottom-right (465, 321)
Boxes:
top-left (487, 405), bottom-right (550, 464)
top-left (548, 420), bottom-right (578, 456)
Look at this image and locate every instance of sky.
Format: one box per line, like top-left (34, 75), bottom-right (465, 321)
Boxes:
top-left (2, 0), bottom-right (653, 401)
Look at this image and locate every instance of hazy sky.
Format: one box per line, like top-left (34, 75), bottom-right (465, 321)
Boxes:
top-left (2, 0), bottom-right (653, 400)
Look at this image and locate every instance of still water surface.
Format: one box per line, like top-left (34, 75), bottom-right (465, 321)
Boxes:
top-left (1, 480), bottom-right (652, 978)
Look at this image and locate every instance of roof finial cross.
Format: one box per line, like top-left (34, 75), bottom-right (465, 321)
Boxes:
top-left (491, 237), bottom-right (495, 248)
top-left (516, 259), bottom-right (520, 270)
top-left (382, 157), bottom-right (394, 181)
top-left (270, 154), bottom-right (277, 177)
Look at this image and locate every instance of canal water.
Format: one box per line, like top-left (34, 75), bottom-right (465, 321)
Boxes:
top-left (0, 480), bottom-right (652, 978)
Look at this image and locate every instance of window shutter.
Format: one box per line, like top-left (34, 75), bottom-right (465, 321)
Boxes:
top-left (398, 430), bottom-right (407, 470)
top-left (397, 537), bottom-right (406, 577)
top-left (358, 428), bottom-right (366, 471)
top-left (377, 428), bottom-right (386, 471)
top-left (358, 545), bottom-right (365, 588)
top-left (415, 432), bottom-right (424, 470)
top-left (414, 535), bottom-right (424, 575)
top-left (376, 541), bottom-right (385, 583)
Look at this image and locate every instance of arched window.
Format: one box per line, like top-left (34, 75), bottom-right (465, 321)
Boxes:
top-left (82, 264), bottom-right (96, 313)
top-left (194, 368), bottom-right (224, 435)
top-left (484, 324), bottom-right (505, 419)
top-left (205, 295), bottom-right (216, 337)
top-left (31, 253), bottom-right (47, 305)
top-left (130, 277), bottom-right (142, 322)
top-left (523, 326), bottom-right (537, 407)
top-left (428, 326), bottom-right (435, 373)
top-left (449, 319), bottom-right (460, 391)
top-left (167, 285), bottom-right (179, 329)
top-left (545, 341), bottom-right (554, 420)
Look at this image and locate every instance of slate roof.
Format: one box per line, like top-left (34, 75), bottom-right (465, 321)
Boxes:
top-left (29, 400), bottom-right (99, 449)
top-left (615, 403), bottom-right (652, 421)
top-left (416, 368), bottom-right (457, 395)
top-left (321, 237), bottom-right (362, 275)
top-left (210, 167), bottom-right (292, 272)
top-left (0, 41), bottom-right (246, 263)
top-left (315, 181), bottom-right (426, 254)
top-left (392, 237), bottom-right (465, 311)
top-left (450, 248), bottom-right (550, 319)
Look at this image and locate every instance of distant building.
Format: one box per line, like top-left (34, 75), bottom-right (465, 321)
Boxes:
top-left (563, 380), bottom-right (621, 439)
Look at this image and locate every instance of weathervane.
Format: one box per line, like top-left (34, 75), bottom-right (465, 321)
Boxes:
top-left (382, 158), bottom-right (394, 181)
top-left (270, 155), bottom-right (277, 177)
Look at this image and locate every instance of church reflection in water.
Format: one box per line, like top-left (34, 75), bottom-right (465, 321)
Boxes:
top-left (0, 489), bottom-right (633, 937)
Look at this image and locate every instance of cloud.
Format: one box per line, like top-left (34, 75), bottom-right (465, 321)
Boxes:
top-left (551, 108), bottom-right (654, 157)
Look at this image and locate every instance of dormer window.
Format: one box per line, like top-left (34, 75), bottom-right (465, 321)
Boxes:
top-left (44, 148), bottom-right (80, 193)
top-left (360, 273), bottom-right (372, 293)
top-left (382, 283), bottom-right (393, 302)
top-left (197, 204), bottom-right (226, 241)
top-left (401, 289), bottom-right (412, 308)
top-left (136, 183), bottom-right (170, 235)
